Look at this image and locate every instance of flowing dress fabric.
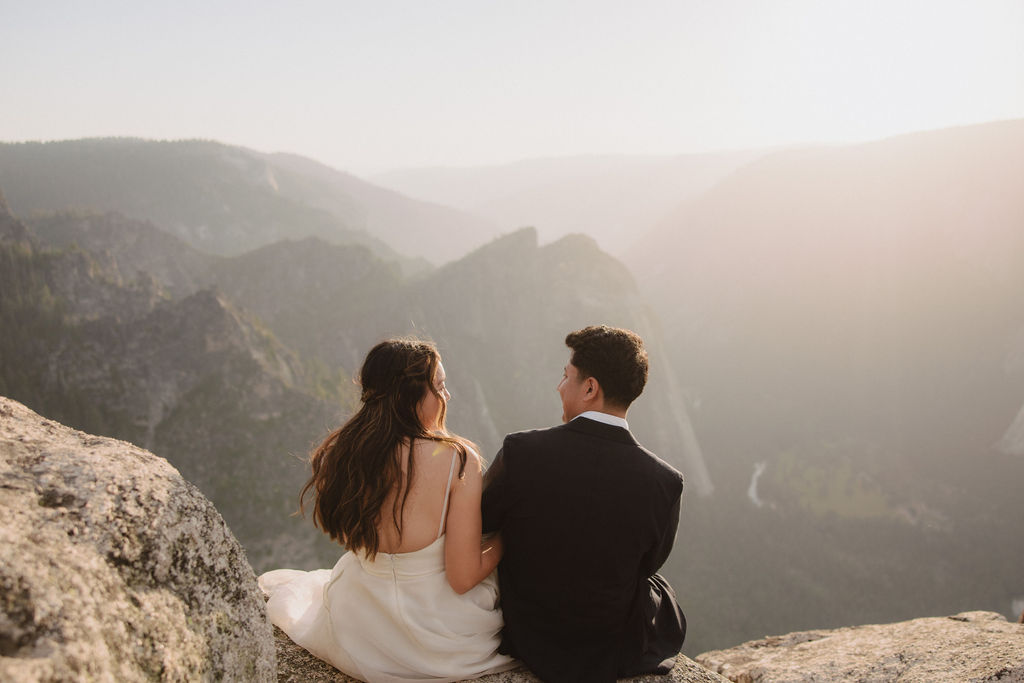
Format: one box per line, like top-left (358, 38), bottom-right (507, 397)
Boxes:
top-left (259, 454), bottom-right (516, 683)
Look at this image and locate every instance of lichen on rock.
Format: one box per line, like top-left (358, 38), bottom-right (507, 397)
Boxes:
top-left (0, 396), bottom-right (275, 681)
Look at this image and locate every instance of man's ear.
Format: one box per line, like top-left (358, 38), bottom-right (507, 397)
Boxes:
top-left (583, 376), bottom-right (600, 401)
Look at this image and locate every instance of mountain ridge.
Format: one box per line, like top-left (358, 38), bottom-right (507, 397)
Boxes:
top-left (0, 138), bottom-right (492, 267)
top-left (372, 150), bottom-right (764, 253)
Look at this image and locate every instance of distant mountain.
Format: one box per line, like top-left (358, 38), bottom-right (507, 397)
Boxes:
top-left (263, 152), bottom-right (502, 262)
top-left (373, 151), bottom-right (763, 253)
top-left (209, 236), bottom-right (403, 369)
top-left (22, 210), bottom-right (404, 364)
top-left (0, 189), bottom-right (31, 244)
top-left (27, 210), bottom-right (215, 299)
top-left (629, 119), bottom-right (1024, 465)
top-left (0, 138), bottom-right (496, 266)
top-left (371, 227), bottom-right (712, 494)
top-left (202, 224), bottom-right (714, 493)
top-left (627, 120), bottom-right (1024, 650)
top-left (7, 202), bottom-right (712, 566)
top-left (0, 208), bottom-right (343, 571)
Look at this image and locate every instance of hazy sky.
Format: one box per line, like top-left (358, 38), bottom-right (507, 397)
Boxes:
top-left (3, 0), bottom-right (1023, 174)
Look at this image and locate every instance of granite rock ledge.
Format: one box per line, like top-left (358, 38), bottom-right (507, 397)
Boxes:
top-left (696, 610), bottom-right (1024, 682)
top-left (274, 624), bottom-right (729, 683)
top-left (0, 396), bottom-right (276, 682)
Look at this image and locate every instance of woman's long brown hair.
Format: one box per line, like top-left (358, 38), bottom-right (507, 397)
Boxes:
top-left (300, 339), bottom-right (468, 560)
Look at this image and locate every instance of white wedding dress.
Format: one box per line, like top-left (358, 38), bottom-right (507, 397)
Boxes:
top-left (259, 454), bottom-right (517, 683)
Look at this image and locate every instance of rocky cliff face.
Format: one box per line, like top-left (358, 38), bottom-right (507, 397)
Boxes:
top-left (0, 396), bottom-right (275, 681)
top-left (28, 210), bottom-right (215, 299)
top-left (0, 189), bottom-right (31, 244)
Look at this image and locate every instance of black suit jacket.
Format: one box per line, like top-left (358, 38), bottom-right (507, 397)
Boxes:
top-left (481, 417), bottom-right (685, 683)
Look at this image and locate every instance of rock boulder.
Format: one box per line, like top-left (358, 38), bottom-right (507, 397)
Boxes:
top-left (0, 396), bottom-right (275, 681)
top-left (696, 610), bottom-right (1024, 682)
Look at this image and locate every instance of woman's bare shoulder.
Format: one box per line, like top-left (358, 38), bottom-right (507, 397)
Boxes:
top-left (462, 444), bottom-right (485, 477)
top-left (411, 438), bottom-right (484, 476)
top-left (408, 438), bottom-right (460, 473)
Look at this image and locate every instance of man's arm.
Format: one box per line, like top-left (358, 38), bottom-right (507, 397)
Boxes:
top-left (480, 445), bottom-right (509, 534)
top-left (645, 485), bottom-right (682, 575)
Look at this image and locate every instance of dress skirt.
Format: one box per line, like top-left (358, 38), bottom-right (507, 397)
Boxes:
top-left (259, 535), bottom-right (517, 683)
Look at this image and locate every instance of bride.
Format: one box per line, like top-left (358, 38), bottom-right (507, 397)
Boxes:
top-left (259, 339), bottom-right (517, 682)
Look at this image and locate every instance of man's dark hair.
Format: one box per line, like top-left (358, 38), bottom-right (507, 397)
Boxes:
top-left (565, 325), bottom-right (648, 408)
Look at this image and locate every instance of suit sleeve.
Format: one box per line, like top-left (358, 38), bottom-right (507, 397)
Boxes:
top-left (481, 444), bottom-right (509, 534)
top-left (644, 478), bottom-right (683, 575)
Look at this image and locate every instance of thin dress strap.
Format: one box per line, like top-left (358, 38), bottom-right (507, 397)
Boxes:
top-left (436, 450), bottom-right (458, 539)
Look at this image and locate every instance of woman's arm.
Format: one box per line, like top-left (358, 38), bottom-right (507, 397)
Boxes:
top-left (444, 449), bottom-right (503, 594)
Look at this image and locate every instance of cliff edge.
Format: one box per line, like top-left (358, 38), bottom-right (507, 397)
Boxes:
top-left (273, 624), bottom-right (727, 682)
top-left (0, 396), bottom-right (275, 681)
top-left (697, 610), bottom-right (1024, 682)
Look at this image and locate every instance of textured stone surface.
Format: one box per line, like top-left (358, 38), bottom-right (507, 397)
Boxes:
top-left (274, 625), bottom-right (728, 682)
top-left (0, 396), bottom-right (275, 682)
top-left (697, 610), bottom-right (1024, 682)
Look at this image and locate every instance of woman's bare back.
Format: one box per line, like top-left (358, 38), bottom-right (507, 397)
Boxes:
top-left (376, 438), bottom-right (459, 554)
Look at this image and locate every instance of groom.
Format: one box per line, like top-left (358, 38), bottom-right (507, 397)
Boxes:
top-left (482, 325), bottom-right (685, 682)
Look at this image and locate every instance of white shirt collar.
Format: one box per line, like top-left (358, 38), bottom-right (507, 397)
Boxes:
top-left (573, 410), bottom-right (629, 430)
